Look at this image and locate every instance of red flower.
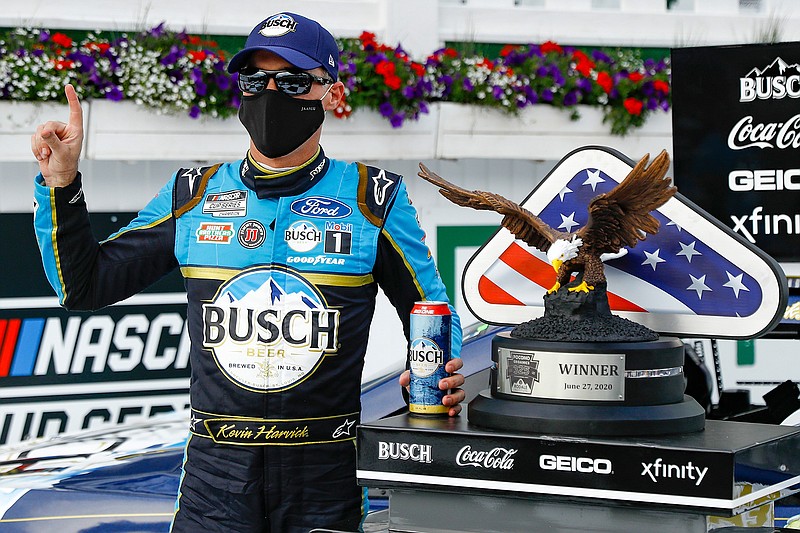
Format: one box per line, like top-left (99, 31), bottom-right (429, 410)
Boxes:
top-left (187, 35), bottom-right (202, 45)
top-left (571, 50), bottom-right (589, 62)
top-left (443, 48), bottom-right (459, 58)
top-left (653, 80), bottom-right (670, 94)
top-left (540, 41), bottom-right (563, 55)
top-left (359, 31), bottom-right (376, 43)
top-left (375, 60), bottom-right (396, 76)
top-left (51, 32), bottom-right (73, 48)
top-left (500, 44), bottom-right (518, 57)
top-left (596, 71), bottom-right (613, 93)
top-left (411, 63), bottom-right (425, 76)
top-left (477, 58), bottom-right (494, 70)
top-left (384, 74), bottom-right (402, 90)
top-left (628, 72), bottom-right (643, 83)
top-left (52, 59), bottom-right (75, 71)
top-left (188, 50), bottom-right (207, 63)
top-left (575, 59), bottom-right (594, 77)
top-left (623, 97), bottom-right (643, 115)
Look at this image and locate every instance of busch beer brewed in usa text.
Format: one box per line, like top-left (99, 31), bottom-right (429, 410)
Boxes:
top-left (408, 301), bottom-right (451, 416)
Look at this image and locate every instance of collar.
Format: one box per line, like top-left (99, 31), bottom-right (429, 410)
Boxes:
top-left (240, 147), bottom-right (330, 199)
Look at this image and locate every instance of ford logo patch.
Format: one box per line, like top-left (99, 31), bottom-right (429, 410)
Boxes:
top-left (290, 197), bottom-right (352, 219)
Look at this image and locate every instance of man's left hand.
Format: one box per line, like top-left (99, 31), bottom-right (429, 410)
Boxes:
top-left (399, 358), bottom-right (466, 417)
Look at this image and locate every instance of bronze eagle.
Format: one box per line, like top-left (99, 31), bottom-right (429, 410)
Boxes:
top-left (418, 151), bottom-right (676, 294)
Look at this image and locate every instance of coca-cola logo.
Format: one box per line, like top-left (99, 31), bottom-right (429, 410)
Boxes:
top-left (455, 445), bottom-right (516, 470)
top-left (727, 114), bottom-right (800, 150)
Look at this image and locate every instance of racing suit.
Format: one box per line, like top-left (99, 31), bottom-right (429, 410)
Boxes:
top-left (33, 146), bottom-right (462, 532)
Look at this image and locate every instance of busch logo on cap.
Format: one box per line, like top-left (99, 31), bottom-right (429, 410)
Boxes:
top-left (260, 14), bottom-right (298, 37)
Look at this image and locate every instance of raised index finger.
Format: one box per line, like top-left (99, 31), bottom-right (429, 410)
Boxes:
top-left (64, 84), bottom-right (83, 129)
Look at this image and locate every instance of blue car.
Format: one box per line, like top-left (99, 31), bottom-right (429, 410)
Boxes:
top-left (0, 323), bottom-right (500, 532)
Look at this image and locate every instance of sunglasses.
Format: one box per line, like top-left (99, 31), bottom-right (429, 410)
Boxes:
top-left (237, 69), bottom-right (333, 96)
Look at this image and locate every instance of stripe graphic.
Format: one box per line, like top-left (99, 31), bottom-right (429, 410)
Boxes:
top-left (0, 319), bottom-right (21, 377)
top-left (10, 319), bottom-right (46, 377)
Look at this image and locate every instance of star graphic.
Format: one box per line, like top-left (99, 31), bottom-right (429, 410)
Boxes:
top-left (687, 274), bottom-right (712, 299)
top-left (558, 212), bottom-right (579, 233)
top-left (641, 249), bottom-right (666, 271)
top-left (723, 271), bottom-right (750, 298)
top-left (190, 415), bottom-right (200, 430)
top-left (667, 221), bottom-right (682, 232)
top-left (558, 186), bottom-right (572, 201)
top-left (582, 169), bottom-right (605, 191)
top-left (181, 167), bottom-right (203, 194)
top-left (677, 241), bottom-right (702, 263)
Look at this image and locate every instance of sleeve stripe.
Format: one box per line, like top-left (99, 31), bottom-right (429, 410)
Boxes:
top-left (49, 188), bottom-right (67, 304)
top-left (101, 213), bottom-right (173, 244)
top-left (381, 228), bottom-right (426, 300)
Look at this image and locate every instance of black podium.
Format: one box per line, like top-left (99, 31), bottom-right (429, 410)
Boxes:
top-left (357, 415), bottom-right (800, 532)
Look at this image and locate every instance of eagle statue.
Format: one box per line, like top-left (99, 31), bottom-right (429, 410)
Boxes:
top-left (418, 150), bottom-right (676, 295)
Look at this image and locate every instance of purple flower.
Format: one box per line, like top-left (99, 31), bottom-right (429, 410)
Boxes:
top-left (148, 22), bottom-right (166, 38)
top-left (646, 97), bottom-right (659, 111)
top-left (659, 100), bottom-right (670, 111)
top-left (592, 50), bottom-right (611, 63)
top-left (540, 89), bottom-right (554, 102)
top-left (563, 90), bottom-right (579, 106)
top-left (189, 105), bottom-right (201, 118)
top-left (215, 74), bottom-right (231, 91)
top-left (15, 48), bottom-right (24, 57)
top-left (38, 30), bottom-right (50, 42)
top-left (105, 86), bottom-right (124, 101)
top-left (524, 86), bottom-right (538, 104)
top-left (576, 78), bottom-right (592, 92)
top-left (365, 53), bottom-right (387, 65)
top-left (492, 86), bottom-right (504, 99)
top-left (419, 101), bottom-right (429, 114)
top-left (462, 78), bottom-right (474, 91)
top-left (195, 80), bottom-right (207, 97)
top-left (379, 101), bottom-right (394, 117)
top-left (390, 112), bottom-right (404, 128)
top-left (536, 66), bottom-right (548, 77)
top-left (32, 49), bottom-right (44, 57)
top-left (402, 86), bottom-right (415, 99)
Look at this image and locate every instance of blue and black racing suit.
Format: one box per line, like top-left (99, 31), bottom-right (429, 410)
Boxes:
top-left (33, 146), bottom-right (461, 533)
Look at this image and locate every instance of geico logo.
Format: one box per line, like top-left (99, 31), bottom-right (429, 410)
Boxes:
top-left (539, 454), bottom-right (613, 474)
top-left (409, 347), bottom-right (443, 364)
top-left (728, 169), bottom-right (800, 191)
top-left (30, 314), bottom-right (188, 376)
top-left (740, 75), bottom-right (800, 102)
top-left (378, 441), bottom-right (432, 463)
top-left (202, 305), bottom-right (339, 351)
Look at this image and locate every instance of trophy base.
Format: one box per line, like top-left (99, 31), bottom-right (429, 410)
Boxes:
top-left (469, 389), bottom-right (706, 436)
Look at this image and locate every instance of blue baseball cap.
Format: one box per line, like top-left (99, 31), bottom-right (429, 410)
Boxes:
top-left (227, 12), bottom-right (339, 80)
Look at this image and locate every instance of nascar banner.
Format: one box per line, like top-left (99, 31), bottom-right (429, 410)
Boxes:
top-left (672, 42), bottom-right (800, 265)
top-left (461, 146), bottom-right (787, 339)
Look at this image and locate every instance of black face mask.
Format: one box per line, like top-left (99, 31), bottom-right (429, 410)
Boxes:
top-left (238, 89), bottom-right (326, 158)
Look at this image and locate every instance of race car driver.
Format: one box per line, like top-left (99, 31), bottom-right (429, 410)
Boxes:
top-left (30, 11), bottom-right (465, 533)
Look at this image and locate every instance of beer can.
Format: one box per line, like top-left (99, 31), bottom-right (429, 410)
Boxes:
top-left (408, 301), bottom-right (452, 416)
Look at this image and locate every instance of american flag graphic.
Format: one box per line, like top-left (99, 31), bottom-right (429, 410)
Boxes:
top-left (462, 148), bottom-right (786, 338)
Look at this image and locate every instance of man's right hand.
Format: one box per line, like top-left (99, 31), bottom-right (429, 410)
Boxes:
top-left (31, 84), bottom-right (84, 188)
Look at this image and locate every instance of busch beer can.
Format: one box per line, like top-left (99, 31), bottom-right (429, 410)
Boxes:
top-left (409, 301), bottom-right (452, 416)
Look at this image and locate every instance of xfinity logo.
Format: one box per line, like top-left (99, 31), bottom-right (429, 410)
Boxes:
top-left (456, 445), bottom-right (516, 470)
top-left (641, 458), bottom-right (708, 486)
top-left (539, 454), bottom-right (612, 475)
top-left (378, 441), bottom-right (432, 463)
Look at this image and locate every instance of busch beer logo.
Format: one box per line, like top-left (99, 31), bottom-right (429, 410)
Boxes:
top-left (540, 454), bottom-right (613, 475)
top-left (408, 337), bottom-right (443, 378)
top-left (290, 197), bottom-right (352, 219)
top-left (260, 13), bottom-right (298, 37)
top-left (285, 221), bottom-right (322, 252)
top-left (202, 268), bottom-right (339, 392)
top-left (378, 441), bottom-right (433, 463)
top-left (641, 458), bottom-right (709, 486)
top-left (456, 445), bottom-right (516, 470)
top-left (739, 57), bottom-right (800, 102)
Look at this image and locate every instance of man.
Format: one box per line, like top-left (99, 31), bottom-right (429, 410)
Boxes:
top-left (30, 12), bottom-right (464, 533)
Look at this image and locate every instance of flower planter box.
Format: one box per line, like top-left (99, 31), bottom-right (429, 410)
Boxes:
top-left (435, 102), bottom-right (673, 161)
top-left (85, 100), bottom-right (246, 161)
top-left (0, 101), bottom-right (88, 162)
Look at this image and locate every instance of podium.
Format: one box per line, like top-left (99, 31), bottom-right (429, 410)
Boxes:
top-left (357, 414), bottom-right (800, 532)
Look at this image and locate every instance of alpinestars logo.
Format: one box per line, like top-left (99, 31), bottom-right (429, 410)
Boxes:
top-left (202, 267), bottom-right (339, 392)
top-left (640, 458), bottom-right (708, 486)
top-left (740, 57), bottom-right (800, 102)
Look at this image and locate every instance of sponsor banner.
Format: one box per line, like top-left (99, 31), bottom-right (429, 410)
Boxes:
top-left (0, 299), bottom-right (190, 446)
top-left (0, 394), bottom-right (188, 446)
top-left (672, 42), bottom-right (800, 263)
top-left (359, 423), bottom-right (733, 500)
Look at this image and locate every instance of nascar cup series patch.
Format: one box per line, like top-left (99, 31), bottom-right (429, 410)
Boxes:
top-left (202, 267), bottom-right (339, 392)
